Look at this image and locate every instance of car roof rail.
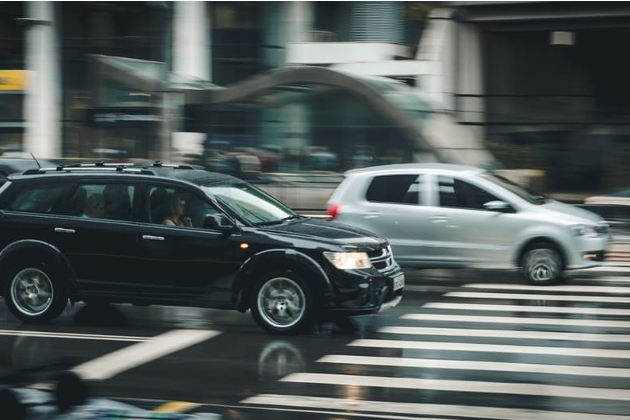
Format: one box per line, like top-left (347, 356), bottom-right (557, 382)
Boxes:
top-left (20, 160), bottom-right (197, 176)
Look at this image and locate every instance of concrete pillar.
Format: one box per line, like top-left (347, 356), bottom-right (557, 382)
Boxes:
top-left (23, 1), bottom-right (61, 159)
top-left (172, 1), bottom-right (210, 81)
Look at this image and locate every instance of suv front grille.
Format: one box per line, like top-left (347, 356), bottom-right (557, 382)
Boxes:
top-left (368, 245), bottom-right (395, 273)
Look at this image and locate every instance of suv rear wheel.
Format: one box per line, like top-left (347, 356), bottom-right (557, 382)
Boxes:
top-left (3, 263), bottom-right (68, 323)
top-left (250, 270), bottom-right (314, 335)
top-left (520, 242), bottom-right (564, 284)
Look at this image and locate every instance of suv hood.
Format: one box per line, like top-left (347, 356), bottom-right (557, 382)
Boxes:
top-left (541, 199), bottom-right (604, 224)
top-left (260, 218), bottom-right (388, 250)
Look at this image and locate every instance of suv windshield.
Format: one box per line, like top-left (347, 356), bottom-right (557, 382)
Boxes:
top-left (481, 172), bottom-right (547, 205)
top-left (204, 182), bottom-right (298, 225)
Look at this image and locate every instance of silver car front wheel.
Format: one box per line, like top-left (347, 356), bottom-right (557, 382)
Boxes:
top-left (521, 245), bottom-right (563, 284)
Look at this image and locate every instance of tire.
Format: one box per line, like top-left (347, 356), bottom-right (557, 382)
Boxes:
top-left (3, 263), bottom-right (68, 323)
top-left (250, 270), bottom-right (314, 335)
top-left (520, 243), bottom-right (564, 284)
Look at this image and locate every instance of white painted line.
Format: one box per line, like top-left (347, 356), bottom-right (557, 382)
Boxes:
top-left (573, 275), bottom-right (630, 282)
top-left (402, 313), bottom-right (630, 328)
top-left (241, 394), bottom-right (630, 420)
top-left (464, 283), bottom-right (630, 293)
top-left (71, 329), bottom-right (220, 381)
top-left (445, 291), bottom-right (630, 303)
top-left (423, 302), bottom-right (630, 316)
top-left (350, 339), bottom-right (630, 359)
top-left (280, 372), bottom-right (630, 401)
top-left (0, 329), bottom-right (149, 342)
top-left (377, 325), bottom-right (630, 343)
top-left (317, 354), bottom-right (630, 378)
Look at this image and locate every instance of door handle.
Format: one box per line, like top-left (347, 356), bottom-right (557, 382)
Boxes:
top-left (142, 235), bottom-right (165, 241)
top-left (429, 215), bottom-right (449, 223)
top-left (54, 227), bottom-right (75, 234)
top-left (363, 211), bottom-right (381, 219)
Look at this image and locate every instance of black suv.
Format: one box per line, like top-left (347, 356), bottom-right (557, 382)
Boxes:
top-left (0, 162), bottom-right (404, 334)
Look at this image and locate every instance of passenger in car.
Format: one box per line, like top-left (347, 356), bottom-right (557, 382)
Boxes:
top-left (162, 194), bottom-right (192, 227)
top-left (81, 194), bottom-right (105, 218)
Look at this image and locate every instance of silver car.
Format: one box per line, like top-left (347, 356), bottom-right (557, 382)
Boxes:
top-left (327, 163), bottom-right (612, 284)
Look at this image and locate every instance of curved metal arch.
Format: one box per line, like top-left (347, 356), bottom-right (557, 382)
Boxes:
top-left (182, 66), bottom-right (447, 162)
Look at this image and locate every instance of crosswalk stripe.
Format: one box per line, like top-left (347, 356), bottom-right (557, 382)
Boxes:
top-left (317, 355), bottom-right (630, 378)
top-left (402, 313), bottom-right (630, 328)
top-left (378, 325), bottom-right (630, 343)
top-left (464, 283), bottom-right (630, 293)
top-left (280, 373), bottom-right (630, 401)
top-left (71, 329), bottom-right (220, 381)
top-left (350, 339), bottom-right (630, 358)
top-left (423, 302), bottom-right (630, 316)
top-left (241, 394), bottom-right (630, 420)
top-left (573, 275), bottom-right (630, 282)
top-left (445, 291), bottom-right (630, 303)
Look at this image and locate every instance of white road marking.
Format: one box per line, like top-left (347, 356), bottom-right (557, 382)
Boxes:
top-left (464, 283), bottom-right (630, 293)
top-left (241, 394), bottom-right (630, 420)
top-left (318, 355), bottom-right (630, 377)
top-left (0, 329), bottom-right (149, 342)
top-left (423, 302), bottom-right (630, 316)
top-left (280, 373), bottom-right (630, 401)
top-left (71, 329), bottom-right (220, 381)
top-left (378, 325), bottom-right (630, 343)
top-left (402, 313), bottom-right (630, 328)
top-left (444, 291), bottom-right (630, 303)
top-left (350, 339), bottom-right (630, 359)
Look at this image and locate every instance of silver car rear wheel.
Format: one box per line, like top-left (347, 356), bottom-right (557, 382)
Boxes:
top-left (521, 245), bottom-right (563, 284)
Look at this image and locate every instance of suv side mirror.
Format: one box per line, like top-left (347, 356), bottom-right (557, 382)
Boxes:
top-left (483, 200), bottom-right (512, 212)
top-left (204, 213), bottom-right (235, 233)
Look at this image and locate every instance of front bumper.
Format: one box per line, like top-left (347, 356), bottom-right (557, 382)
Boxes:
top-left (324, 266), bottom-right (405, 315)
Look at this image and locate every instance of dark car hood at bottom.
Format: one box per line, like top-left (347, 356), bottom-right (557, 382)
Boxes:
top-left (259, 217), bottom-right (388, 250)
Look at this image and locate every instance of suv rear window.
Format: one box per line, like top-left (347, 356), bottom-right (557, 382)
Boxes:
top-left (7, 184), bottom-right (66, 214)
top-left (365, 174), bottom-right (421, 204)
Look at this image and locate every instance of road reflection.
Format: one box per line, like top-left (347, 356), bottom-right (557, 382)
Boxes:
top-left (257, 340), bottom-right (305, 381)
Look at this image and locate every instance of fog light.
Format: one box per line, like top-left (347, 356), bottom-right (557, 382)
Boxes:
top-left (583, 252), bottom-right (598, 260)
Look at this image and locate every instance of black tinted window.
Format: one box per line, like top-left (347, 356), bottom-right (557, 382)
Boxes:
top-left (64, 183), bottom-right (135, 221)
top-left (438, 176), bottom-right (498, 210)
top-left (8, 184), bottom-right (66, 214)
top-left (366, 174), bottom-right (421, 204)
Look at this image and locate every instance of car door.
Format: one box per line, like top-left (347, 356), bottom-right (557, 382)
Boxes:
top-left (424, 174), bottom-right (521, 267)
top-left (55, 181), bottom-right (140, 296)
top-left (135, 183), bottom-right (243, 306)
top-left (349, 173), bottom-right (434, 267)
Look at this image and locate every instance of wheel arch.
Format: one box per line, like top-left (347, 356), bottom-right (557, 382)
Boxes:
top-left (0, 240), bottom-right (77, 294)
top-left (516, 236), bottom-right (567, 269)
top-left (234, 248), bottom-right (332, 312)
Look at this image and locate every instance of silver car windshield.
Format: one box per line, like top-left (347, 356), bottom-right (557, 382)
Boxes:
top-left (481, 172), bottom-right (547, 205)
top-left (203, 182), bottom-right (298, 225)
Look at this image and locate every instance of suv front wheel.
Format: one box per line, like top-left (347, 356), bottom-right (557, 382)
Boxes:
top-left (3, 264), bottom-right (68, 323)
top-left (250, 270), bottom-right (314, 335)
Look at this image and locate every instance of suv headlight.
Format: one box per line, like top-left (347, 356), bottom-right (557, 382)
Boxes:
top-left (323, 251), bottom-right (372, 270)
top-left (571, 224), bottom-right (599, 237)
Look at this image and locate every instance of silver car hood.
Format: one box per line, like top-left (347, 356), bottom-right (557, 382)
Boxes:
top-left (538, 199), bottom-right (603, 224)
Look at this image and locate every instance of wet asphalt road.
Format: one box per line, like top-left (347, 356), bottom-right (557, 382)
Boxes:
top-left (1, 265), bottom-right (629, 420)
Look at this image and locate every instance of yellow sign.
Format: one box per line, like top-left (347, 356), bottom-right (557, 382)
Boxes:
top-left (0, 70), bottom-right (28, 91)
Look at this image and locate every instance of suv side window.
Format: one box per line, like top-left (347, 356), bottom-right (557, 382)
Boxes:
top-left (438, 176), bottom-right (499, 210)
top-left (65, 183), bottom-right (135, 220)
top-left (148, 185), bottom-right (219, 228)
top-left (366, 174), bottom-right (422, 204)
top-left (7, 184), bottom-right (67, 214)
